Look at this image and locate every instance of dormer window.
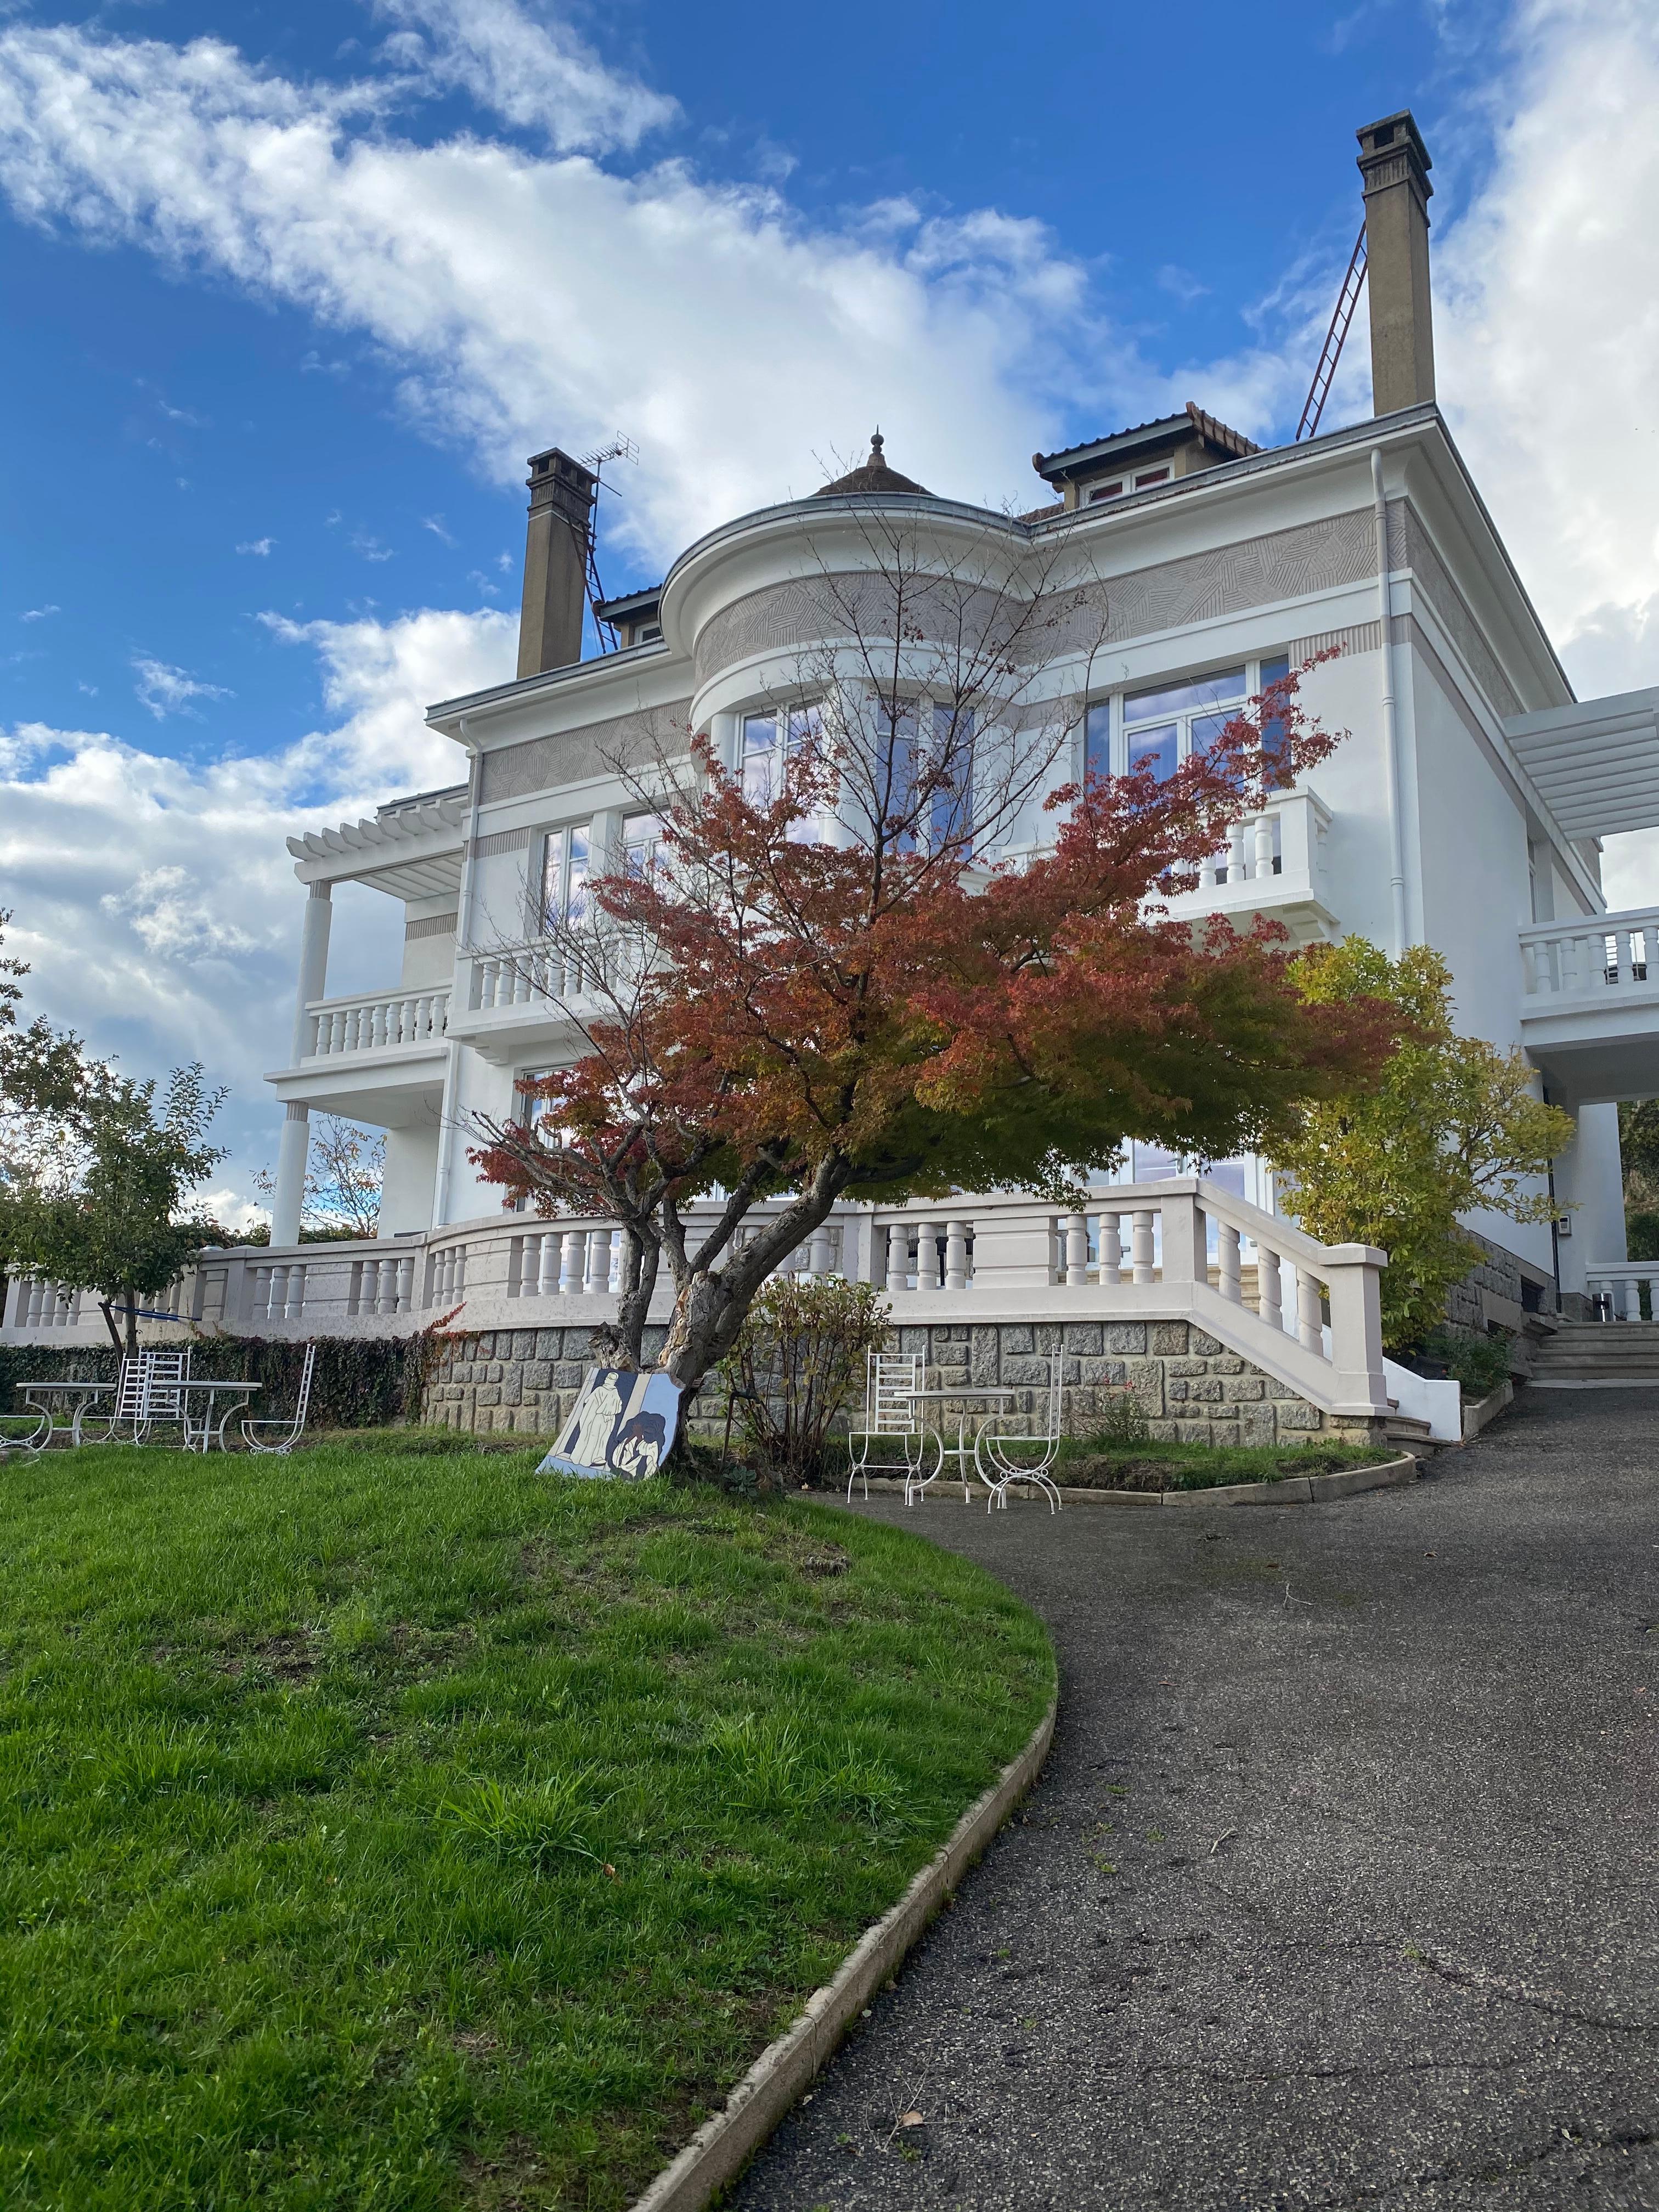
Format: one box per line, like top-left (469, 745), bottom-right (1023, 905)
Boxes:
top-left (1087, 481), bottom-right (1125, 504)
top-left (1133, 467), bottom-right (1170, 489)
top-left (636, 623), bottom-right (663, 645)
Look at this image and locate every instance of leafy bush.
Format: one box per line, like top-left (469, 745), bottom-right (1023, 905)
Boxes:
top-left (0, 1329), bottom-right (448, 1427)
top-left (1084, 1386), bottom-right (1150, 1449)
top-left (719, 1275), bottom-right (890, 1487)
top-left (1627, 1209), bottom-right (1659, 1263)
top-left (1421, 1324), bottom-right (1512, 1396)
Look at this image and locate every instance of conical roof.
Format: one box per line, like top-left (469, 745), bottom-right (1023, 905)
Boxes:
top-left (814, 430), bottom-right (930, 498)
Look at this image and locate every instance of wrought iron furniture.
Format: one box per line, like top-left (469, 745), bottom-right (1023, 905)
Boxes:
top-left (241, 1342), bottom-right (317, 1456)
top-left (974, 1353), bottom-right (1065, 1514)
top-left (846, 1352), bottom-right (936, 1502)
top-left (894, 1385), bottom-right (1017, 1505)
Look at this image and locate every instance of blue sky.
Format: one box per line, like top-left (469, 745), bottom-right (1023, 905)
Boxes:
top-left (2, 0), bottom-right (1657, 1218)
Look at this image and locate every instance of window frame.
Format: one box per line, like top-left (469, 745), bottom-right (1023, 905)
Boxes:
top-left (1084, 655), bottom-right (1291, 785)
top-left (537, 819), bottom-right (592, 935)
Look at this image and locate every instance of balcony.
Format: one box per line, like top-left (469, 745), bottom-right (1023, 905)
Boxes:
top-left (1160, 787), bottom-right (1336, 942)
top-left (445, 941), bottom-right (614, 1062)
top-left (266, 985), bottom-right (451, 1123)
top-left (1519, 905), bottom-right (1659, 1104)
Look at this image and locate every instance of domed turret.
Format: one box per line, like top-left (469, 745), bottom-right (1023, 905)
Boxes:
top-left (813, 430), bottom-right (930, 498)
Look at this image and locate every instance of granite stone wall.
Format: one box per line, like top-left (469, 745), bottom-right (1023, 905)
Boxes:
top-left (421, 1317), bottom-right (1385, 1448)
top-left (1442, 1229), bottom-right (1554, 1335)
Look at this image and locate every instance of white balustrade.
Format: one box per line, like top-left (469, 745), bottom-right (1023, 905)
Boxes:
top-left (1521, 905), bottom-right (1658, 999)
top-left (348, 1252), bottom-right (415, 1317)
top-left (249, 1263), bottom-right (306, 1324)
top-left (306, 989), bottom-right (449, 1057)
top-left (1584, 1263), bottom-right (1659, 1322)
top-left (427, 1244), bottom-right (466, 1307)
top-left (467, 941), bottom-right (602, 1013)
top-left (15, 1279), bottom-right (82, 1328)
top-left (1175, 790), bottom-right (1329, 902)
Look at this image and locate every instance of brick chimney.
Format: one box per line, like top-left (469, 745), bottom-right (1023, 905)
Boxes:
top-left (517, 447), bottom-right (598, 678)
top-left (1356, 111), bottom-right (1435, 415)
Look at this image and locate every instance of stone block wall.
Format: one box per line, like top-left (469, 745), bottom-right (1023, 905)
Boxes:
top-left (1443, 1229), bottom-right (1554, 1335)
top-left (422, 1317), bottom-right (1383, 1448)
top-left (891, 1320), bottom-right (1384, 1449)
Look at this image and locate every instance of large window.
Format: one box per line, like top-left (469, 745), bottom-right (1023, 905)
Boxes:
top-left (623, 811), bottom-right (663, 877)
top-left (929, 702), bottom-right (974, 849)
top-left (1085, 655), bottom-right (1291, 785)
top-left (540, 822), bottom-right (590, 929)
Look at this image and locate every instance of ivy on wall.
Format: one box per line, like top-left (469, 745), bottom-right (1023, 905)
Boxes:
top-left (0, 1331), bottom-right (453, 1429)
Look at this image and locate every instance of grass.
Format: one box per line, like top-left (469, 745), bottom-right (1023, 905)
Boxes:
top-left (0, 1439), bottom-right (1052, 2210)
top-left (1052, 1435), bottom-right (1391, 1491)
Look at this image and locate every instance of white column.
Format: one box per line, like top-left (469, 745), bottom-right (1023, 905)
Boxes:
top-left (585, 1228), bottom-right (611, 1294)
top-left (1131, 1210), bottom-right (1156, 1284)
top-left (886, 1222), bottom-right (910, 1292)
top-left (1097, 1212), bottom-right (1122, 1285)
top-left (1064, 1214), bottom-right (1089, 1286)
top-left (271, 884), bottom-right (332, 1246)
top-left (809, 1223), bottom-right (836, 1277)
top-left (944, 1220), bottom-right (968, 1291)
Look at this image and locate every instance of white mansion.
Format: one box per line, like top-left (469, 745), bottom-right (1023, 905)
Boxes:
top-left (7, 112), bottom-right (1657, 1430)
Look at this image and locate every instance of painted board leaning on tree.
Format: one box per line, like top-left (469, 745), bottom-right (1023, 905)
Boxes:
top-left (470, 523), bottom-right (1397, 1405)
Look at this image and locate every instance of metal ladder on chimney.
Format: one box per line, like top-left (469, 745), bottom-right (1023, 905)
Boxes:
top-left (1296, 224), bottom-right (1368, 442)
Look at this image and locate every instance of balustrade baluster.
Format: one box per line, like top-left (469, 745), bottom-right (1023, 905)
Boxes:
top-left (1097, 1213), bottom-right (1122, 1285)
top-left (808, 1223), bottom-right (835, 1277)
top-left (1131, 1210), bottom-right (1156, 1284)
top-left (885, 1222), bottom-right (910, 1291)
top-left (912, 1223), bottom-right (938, 1291)
top-left (558, 1231), bottom-right (583, 1294)
top-left (1296, 1269), bottom-right (1323, 1354)
top-left (531, 1233), bottom-right (555, 1297)
top-left (1257, 1246), bottom-right (1283, 1330)
top-left (1218, 1222), bottom-right (1242, 1303)
top-left (1254, 811), bottom-right (1275, 879)
top-left (1227, 823), bottom-right (1248, 884)
top-left (585, 1229), bottom-right (610, 1294)
top-left (1064, 1213), bottom-right (1089, 1286)
top-left (944, 1219), bottom-right (968, 1291)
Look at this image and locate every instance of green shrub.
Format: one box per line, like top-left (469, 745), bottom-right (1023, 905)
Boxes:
top-left (1083, 1385), bottom-right (1150, 1450)
top-left (1627, 1209), bottom-right (1659, 1263)
top-left (1421, 1324), bottom-right (1511, 1396)
top-left (718, 1275), bottom-right (890, 1487)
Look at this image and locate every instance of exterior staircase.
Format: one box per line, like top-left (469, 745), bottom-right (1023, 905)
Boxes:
top-left (1527, 1321), bottom-right (1659, 1387)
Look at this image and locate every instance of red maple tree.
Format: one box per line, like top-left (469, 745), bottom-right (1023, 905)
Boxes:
top-left (471, 657), bottom-right (1392, 1395)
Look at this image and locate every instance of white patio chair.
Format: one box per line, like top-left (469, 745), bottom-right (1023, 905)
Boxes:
top-left (846, 1351), bottom-right (935, 1502)
top-left (976, 1352), bottom-right (1064, 1515)
top-left (241, 1342), bottom-right (317, 1456)
top-left (84, 1350), bottom-right (189, 1445)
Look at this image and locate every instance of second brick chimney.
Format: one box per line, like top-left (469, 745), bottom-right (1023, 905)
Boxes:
top-left (1357, 111), bottom-right (1435, 416)
top-left (517, 447), bottom-right (599, 679)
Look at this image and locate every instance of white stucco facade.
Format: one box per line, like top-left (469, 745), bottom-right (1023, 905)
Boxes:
top-left (250, 402), bottom-right (1655, 1315)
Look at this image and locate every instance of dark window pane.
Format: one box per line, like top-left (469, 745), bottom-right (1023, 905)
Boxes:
top-left (1085, 700), bottom-right (1111, 780)
top-left (1126, 668), bottom-right (1245, 723)
top-left (1128, 722), bottom-right (1178, 782)
top-left (1259, 654), bottom-right (1292, 765)
top-left (931, 703), bottom-right (973, 846)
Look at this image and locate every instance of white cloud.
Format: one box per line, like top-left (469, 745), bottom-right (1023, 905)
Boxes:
top-left (373, 0), bottom-right (678, 154)
top-left (422, 513), bottom-right (456, 545)
top-left (2, 605), bottom-right (515, 1210)
top-left (0, 15), bottom-right (1167, 565)
top-left (235, 535), bottom-right (274, 556)
top-left (132, 656), bottom-right (233, 719)
top-left (1434, 0), bottom-right (1659, 904)
top-left (20, 603), bottom-right (59, 620)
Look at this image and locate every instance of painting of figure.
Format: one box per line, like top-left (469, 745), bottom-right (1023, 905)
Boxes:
top-left (539, 1368), bottom-right (683, 1480)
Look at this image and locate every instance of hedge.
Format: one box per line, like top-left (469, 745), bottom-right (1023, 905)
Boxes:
top-left (0, 1332), bottom-right (449, 1430)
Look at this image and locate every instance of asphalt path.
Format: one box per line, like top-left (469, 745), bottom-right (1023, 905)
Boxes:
top-left (733, 1387), bottom-right (1659, 2211)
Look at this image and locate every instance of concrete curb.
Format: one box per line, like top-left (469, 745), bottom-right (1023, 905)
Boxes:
top-left (847, 1453), bottom-right (1419, 1512)
top-left (1461, 1379), bottom-right (1515, 1438)
top-left (627, 1696), bottom-right (1058, 2212)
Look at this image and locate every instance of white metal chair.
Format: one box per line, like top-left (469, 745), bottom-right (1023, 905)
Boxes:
top-left (975, 1353), bottom-right (1064, 1514)
top-left (84, 1350), bottom-right (190, 1445)
top-left (846, 1351), bottom-right (935, 1502)
top-left (241, 1342), bottom-right (317, 1456)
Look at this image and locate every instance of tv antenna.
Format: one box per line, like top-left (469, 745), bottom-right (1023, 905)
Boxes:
top-left (1296, 224), bottom-right (1367, 442)
top-left (579, 435), bottom-right (639, 650)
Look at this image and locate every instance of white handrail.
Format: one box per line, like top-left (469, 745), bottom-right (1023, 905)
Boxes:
top-left (1521, 906), bottom-right (1657, 998)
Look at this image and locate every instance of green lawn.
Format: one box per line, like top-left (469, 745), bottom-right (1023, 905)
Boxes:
top-left (0, 1440), bottom-right (1052, 2210)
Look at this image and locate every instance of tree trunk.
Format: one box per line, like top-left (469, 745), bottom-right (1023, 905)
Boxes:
top-left (121, 1287), bottom-right (139, 1361)
top-left (98, 1296), bottom-right (124, 1357)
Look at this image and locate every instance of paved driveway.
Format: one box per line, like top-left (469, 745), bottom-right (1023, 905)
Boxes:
top-left (735, 1388), bottom-right (1659, 2210)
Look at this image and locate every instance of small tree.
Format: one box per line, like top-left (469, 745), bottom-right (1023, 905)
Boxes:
top-left (255, 1115), bottom-right (385, 1239)
top-left (1267, 939), bottom-right (1574, 1349)
top-left (471, 571), bottom-right (1392, 1405)
top-left (5, 1063), bottom-right (228, 1356)
top-left (719, 1274), bottom-right (890, 1487)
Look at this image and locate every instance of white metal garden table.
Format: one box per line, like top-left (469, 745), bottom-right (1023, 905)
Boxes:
top-left (895, 1385), bottom-right (1015, 1505)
